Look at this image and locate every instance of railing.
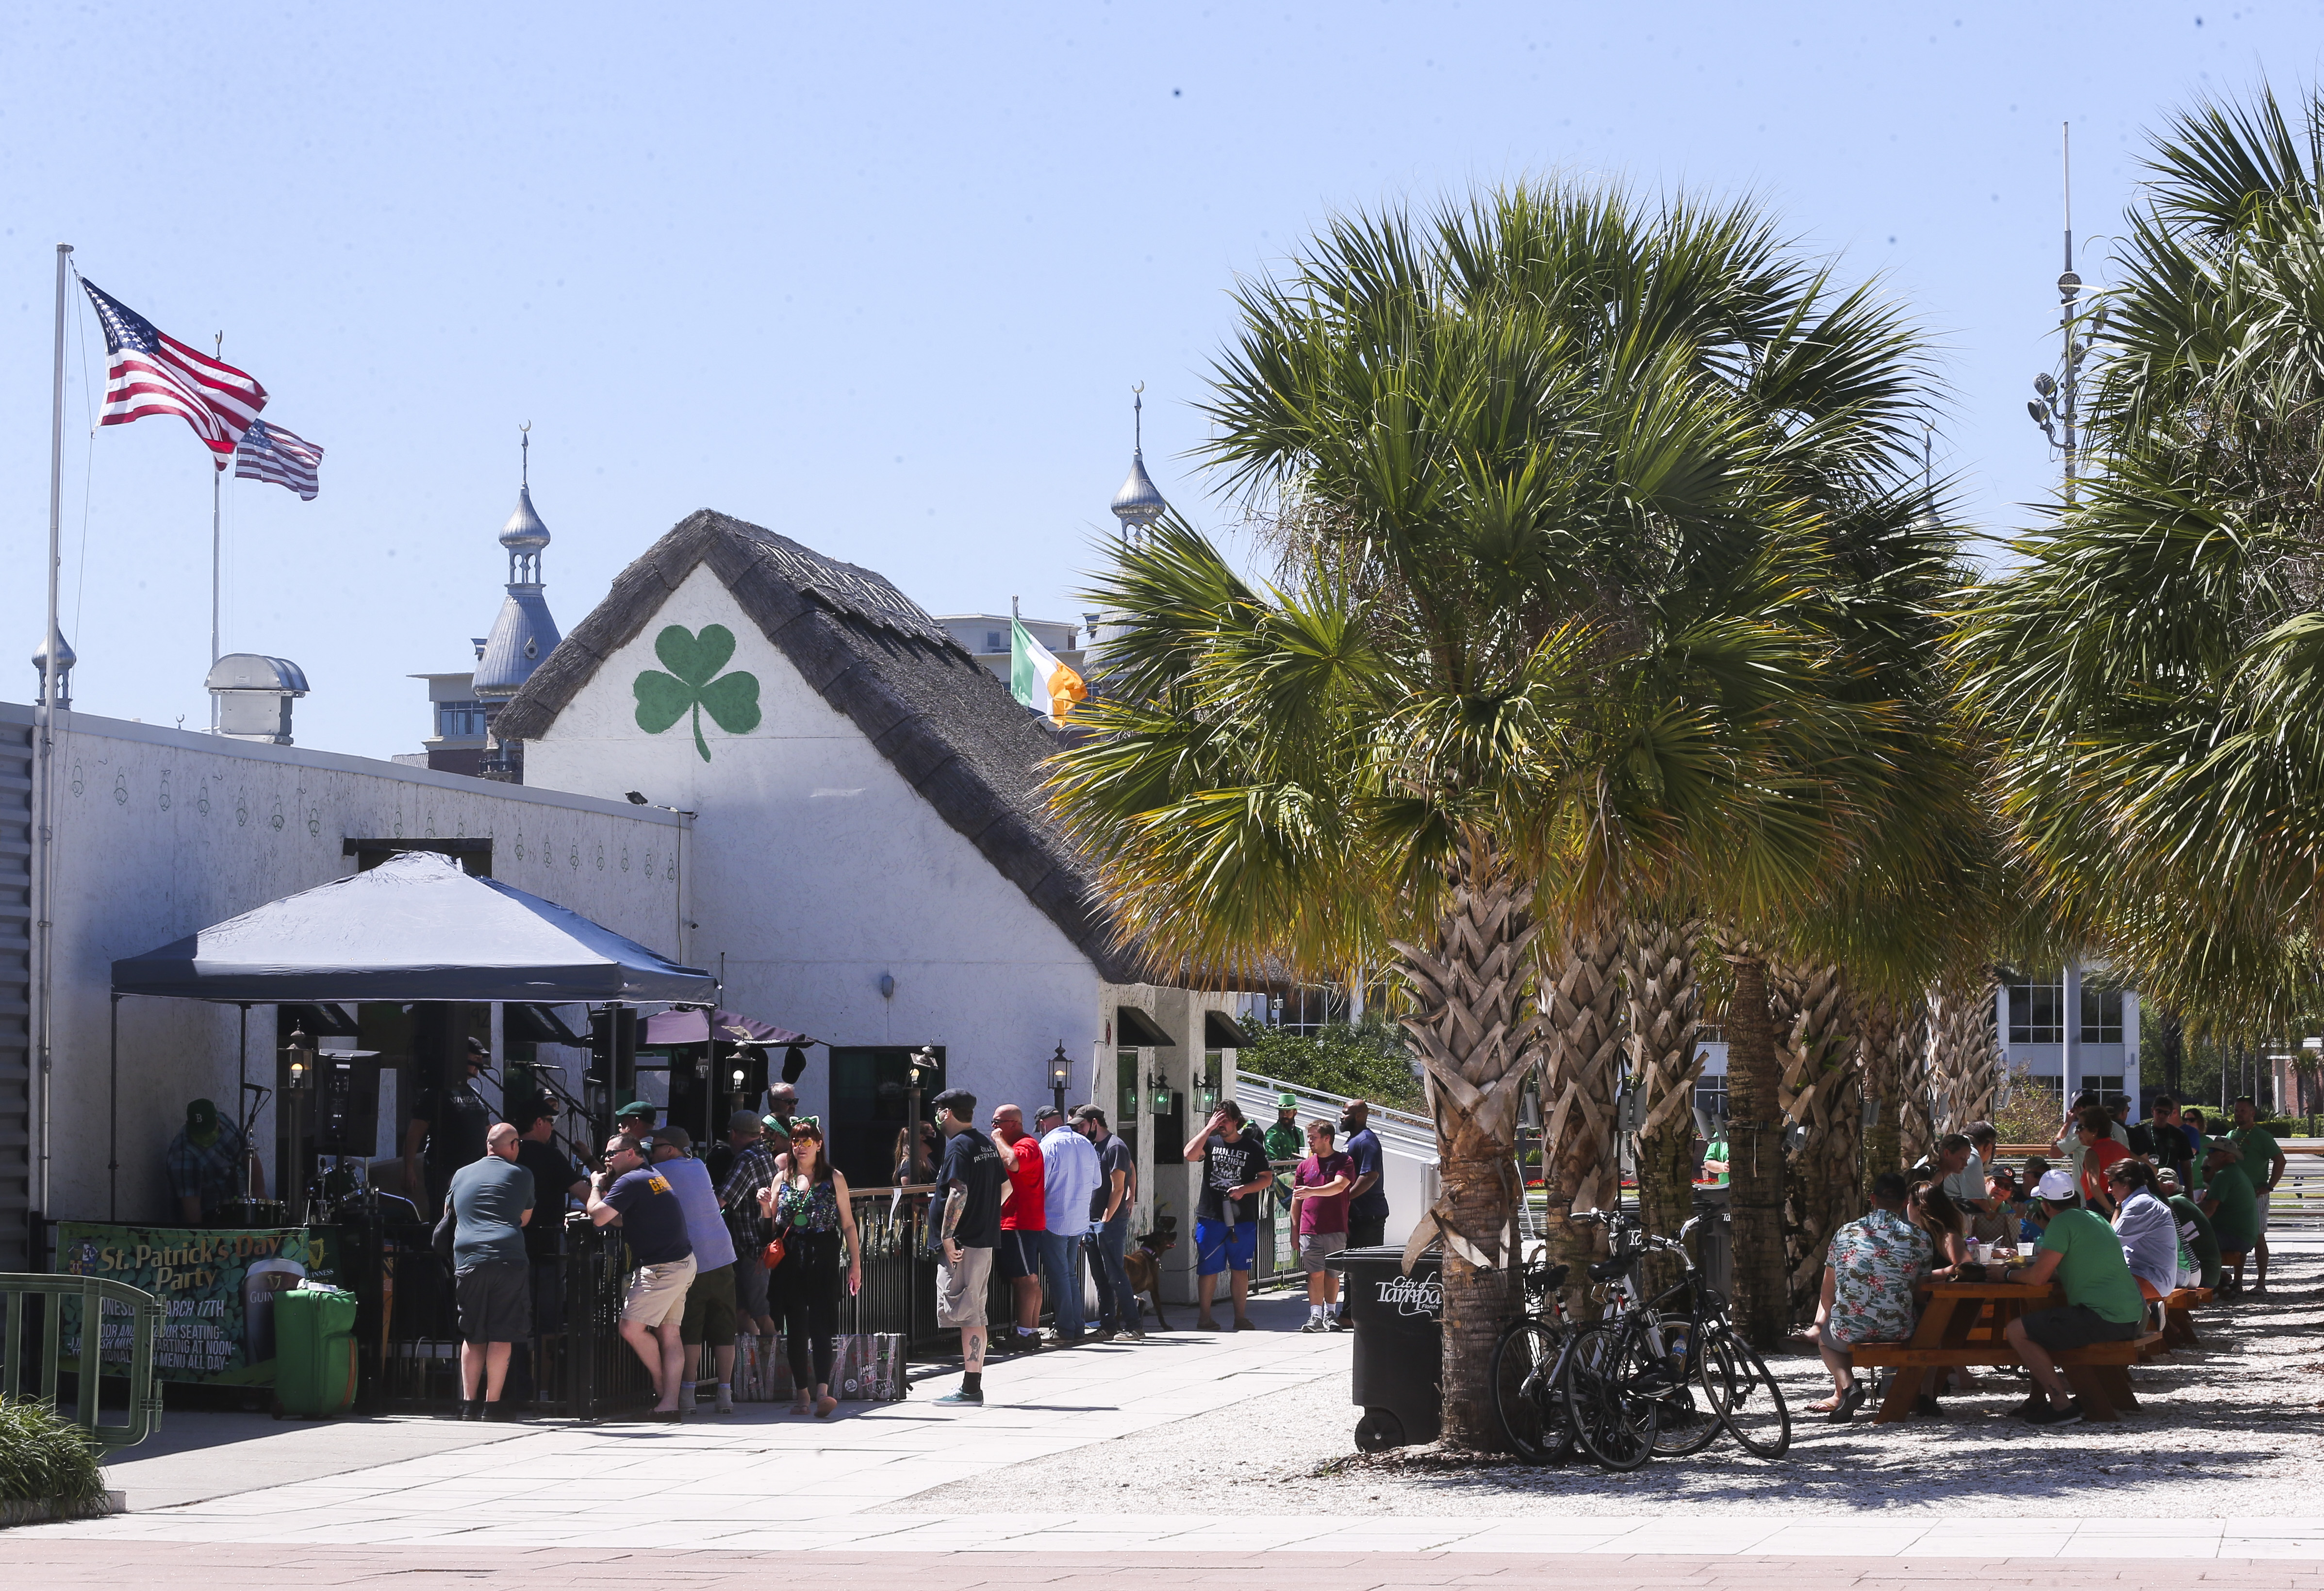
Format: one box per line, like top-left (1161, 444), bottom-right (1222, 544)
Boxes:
top-left (1234, 1070), bottom-right (1438, 1164)
top-left (2, 1272), bottom-right (165, 1450)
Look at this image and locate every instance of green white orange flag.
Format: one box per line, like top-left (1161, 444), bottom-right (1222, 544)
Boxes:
top-left (1010, 616), bottom-right (1087, 723)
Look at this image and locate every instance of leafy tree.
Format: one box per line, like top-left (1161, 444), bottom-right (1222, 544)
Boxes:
top-left (1237, 1015), bottom-right (1426, 1113)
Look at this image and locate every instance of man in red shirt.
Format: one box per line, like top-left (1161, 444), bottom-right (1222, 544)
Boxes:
top-left (992, 1103), bottom-right (1047, 1354)
top-left (2076, 1107), bottom-right (2129, 1213)
top-left (1289, 1119), bottom-right (1355, 1333)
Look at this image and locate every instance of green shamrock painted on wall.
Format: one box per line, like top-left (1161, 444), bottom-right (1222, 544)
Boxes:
top-left (633, 623), bottom-right (762, 760)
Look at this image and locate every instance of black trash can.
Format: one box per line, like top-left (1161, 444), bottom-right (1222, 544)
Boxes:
top-left (1327, 1244), bottom-right (1441, 1451)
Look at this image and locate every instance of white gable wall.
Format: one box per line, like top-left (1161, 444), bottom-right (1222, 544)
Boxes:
top-left (521, 565), bottom-right (1106, 1125)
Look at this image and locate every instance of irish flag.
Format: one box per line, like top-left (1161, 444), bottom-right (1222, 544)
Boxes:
top-left (1011, 616), bottom-right (1088, 723)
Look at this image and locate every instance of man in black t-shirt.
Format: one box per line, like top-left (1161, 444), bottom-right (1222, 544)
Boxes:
top-left (501, 1098), bottom-right (589, 1407)
top-left (405, 1040), bottom-right (494, 1216)
top-left (928, 1087), bottom-right (1004, 1406)
top-left (1184, 1101), bottom-right (1274, 1332)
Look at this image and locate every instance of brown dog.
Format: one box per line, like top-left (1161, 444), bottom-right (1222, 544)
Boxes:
top-left (1121, 1227), bottom-right (1176, 1331)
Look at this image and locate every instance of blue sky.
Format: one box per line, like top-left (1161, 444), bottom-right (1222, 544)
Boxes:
top-left (1, 2), bottom-right (2313, 759)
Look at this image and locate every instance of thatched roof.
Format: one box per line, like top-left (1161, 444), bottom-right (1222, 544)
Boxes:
top-left (496, 509), bottom-right (1137, 981)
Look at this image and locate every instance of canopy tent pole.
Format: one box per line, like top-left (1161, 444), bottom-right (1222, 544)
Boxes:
top-left (237, 1003), bottom-right (251, 1194)
top-left (107, 995), bottom-right (119, 1222)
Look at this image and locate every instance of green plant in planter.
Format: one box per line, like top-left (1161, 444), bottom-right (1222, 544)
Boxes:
top-left (0, 1398), bottom-right (105, 1511)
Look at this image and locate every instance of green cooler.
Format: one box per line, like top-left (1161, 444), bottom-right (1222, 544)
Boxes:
top-left (273, 1283), bottom-right (360, 1418)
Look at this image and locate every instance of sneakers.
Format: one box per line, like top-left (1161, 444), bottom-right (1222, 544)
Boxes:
top-left (2021, 1400), bottom-right (2082, 1427)
top-left (934, 1387), bottom-right (984, 1406)
top-left (676, 1384), bottom-right (698, 1414)
top-left (714, 1385), bottom-right (735, 1416)
top-left (1326, 1316), bottom-right (1348, 1332)
top-left (1300, 1318), bottom-right (1330, 1334)
top-left (1090, 1328), bottom-right (1117, 1342)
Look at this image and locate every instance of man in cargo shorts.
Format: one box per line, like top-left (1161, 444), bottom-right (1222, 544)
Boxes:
top-left (929, 1088), bottom-right (1004, 1406)
top-left (586, 1132), bottom-right (694, 1421)
top-left (651, 1126), bottom-right (740, 1414)
top-left (1289, 1118), bottom-right (1354, 1333)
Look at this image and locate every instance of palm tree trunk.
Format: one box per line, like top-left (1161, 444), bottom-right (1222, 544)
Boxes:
top-left (1770, 962), bottom-right (1862, 1322)
top-left (1927, 971), bottom-right (2000, 1131)
top-left (1394, 836), bottom-right (1542, 1452)
top-left (1720, 945), bottom-right (1789, 1348)
top-left (1626, 914), bottom-right (1704, 1298)
top-left (1899, 1005), bottom-right (1934, 1170)
top-left (1856, 994), bottom-right (1903, 1192)
top-left (1539, 917), bottom-right (1626, 1318)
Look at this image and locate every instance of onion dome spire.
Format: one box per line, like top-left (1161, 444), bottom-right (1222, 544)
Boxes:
top-left (1109, 385), bottom-right (1168, 540)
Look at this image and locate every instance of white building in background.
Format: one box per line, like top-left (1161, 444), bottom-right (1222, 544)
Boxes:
top-left (1996, 961), bottom-right (2140, 1109)
top-left (932, 615), bottom-right (1086, 692)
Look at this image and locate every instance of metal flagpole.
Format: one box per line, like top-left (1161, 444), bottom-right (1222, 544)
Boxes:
top-left (211, 331), bottom-right (223, 730)
top-left (33, 241), bottom-right (71, 1218)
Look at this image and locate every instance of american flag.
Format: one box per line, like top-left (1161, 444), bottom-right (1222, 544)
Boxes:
top-left (234, 418), bottom-right (324, 500)
top-left (81, 279), bottom-right (267, 467)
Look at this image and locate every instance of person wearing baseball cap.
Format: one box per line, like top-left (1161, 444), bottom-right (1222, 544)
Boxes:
top-left (165, 1097), bottom-right (263, 1224)
top-left (615, 1101), bottom-right (659, 1137)
top-left (2000, 1167), bottom-right (2145, 1426)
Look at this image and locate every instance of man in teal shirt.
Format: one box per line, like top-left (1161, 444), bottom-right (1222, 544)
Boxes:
top-left (2001, 1168), bottom-right (2144, 1427)
top-left (2227, 1097), bottom-right (2287, 1293)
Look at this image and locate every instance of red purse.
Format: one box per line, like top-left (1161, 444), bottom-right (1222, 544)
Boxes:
top-left (763, 1233), bottom-right (787, 1269)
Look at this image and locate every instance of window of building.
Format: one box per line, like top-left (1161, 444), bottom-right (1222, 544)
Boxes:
top-left (1268, 985), bottom-right (1345, 1036)
top-left (2006, 972), bottom-right (2065, 1044)
top-left (984, 630), bottom-right (1003, 652)
top-left (435, 701), bottom-right (488, 739)
top-left (2079, 983), bottom-right (2124, 1044)
top-left (1693, 1075), bottom-right (1728, 1121)
top-left (2081, 1074), bottom-right (2126, 1107)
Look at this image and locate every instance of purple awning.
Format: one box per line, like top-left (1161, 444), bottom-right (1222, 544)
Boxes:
top-left (641, 1007), bottom-right (813, 1048)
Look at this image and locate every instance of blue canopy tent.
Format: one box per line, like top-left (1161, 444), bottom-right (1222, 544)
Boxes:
top-left (107, 850), bottom-right (716, 1217)
top-left (113, 849), bottom-right (715, 1003)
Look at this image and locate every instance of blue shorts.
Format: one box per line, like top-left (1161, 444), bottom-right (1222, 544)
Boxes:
top-left (1194, 1219), bottom-right (1256, 1276)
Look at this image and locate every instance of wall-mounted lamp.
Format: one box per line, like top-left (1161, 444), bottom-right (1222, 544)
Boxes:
top-left (877, 972), bottom-right (896, 1000)
top-left (1149, 1071), bottom-right (1172, 1114)
top-left (1048, 1043), bottom-right (1071, 1114)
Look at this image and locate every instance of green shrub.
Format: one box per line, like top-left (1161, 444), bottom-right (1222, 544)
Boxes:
top-left (1237, 1015), bottom-right (1426, 1113)
top-left (0, 1397), bottom-right (106, 1508)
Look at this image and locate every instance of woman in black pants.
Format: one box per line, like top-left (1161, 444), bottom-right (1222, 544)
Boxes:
top-left (757, 1118), bottom-right (861, 1416)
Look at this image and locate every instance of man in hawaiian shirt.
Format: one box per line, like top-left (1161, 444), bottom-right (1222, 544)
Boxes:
top-left (1811, 1171), bottom-right (1932, 1421)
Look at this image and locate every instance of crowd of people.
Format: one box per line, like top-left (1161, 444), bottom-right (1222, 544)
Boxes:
top-left (1808, 1091), bottom-right (2290, 1429)
top-left (428, 1070), bottom-right (1395, 1418)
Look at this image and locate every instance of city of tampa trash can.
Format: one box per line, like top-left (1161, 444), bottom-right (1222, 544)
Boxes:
top-left (273, 1283), bottom-right (360, 1419)
top-left (1327, 1245), bottom-right (1442, 1452)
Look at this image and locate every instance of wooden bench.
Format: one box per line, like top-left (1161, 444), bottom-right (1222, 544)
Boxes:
top-left (2161, 1287), bottom-right (2213, 1350)
top-left (1848, 1331), bottom-right (2166, 1421)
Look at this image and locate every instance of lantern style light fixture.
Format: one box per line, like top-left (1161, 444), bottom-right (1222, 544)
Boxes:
top-left (1048, 1044), bottom-right (1071, 1114)
top-left (1150, 1071), bottom-right (1172, 1113)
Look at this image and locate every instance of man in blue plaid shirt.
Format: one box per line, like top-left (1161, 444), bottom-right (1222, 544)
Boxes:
top-left (166, 1098), bottom-right (260, 1223)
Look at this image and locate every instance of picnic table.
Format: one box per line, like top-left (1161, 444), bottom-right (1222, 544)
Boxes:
top-left (1845, 1275), bottom-right (2163, 1424)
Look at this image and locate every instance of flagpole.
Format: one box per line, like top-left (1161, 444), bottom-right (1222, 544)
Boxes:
top-left (211, 332), bottom-right (223, 731)
top-left (33, 241), bottom-right (71, 1219)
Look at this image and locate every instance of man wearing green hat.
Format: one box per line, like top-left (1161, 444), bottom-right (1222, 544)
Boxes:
top-left (1264, 1094), bottom-right (1304, 1164)
top-left (616, 1101), bottom-right (659, 1138)
top-left (166, 1099), bottom-right (263, 1224)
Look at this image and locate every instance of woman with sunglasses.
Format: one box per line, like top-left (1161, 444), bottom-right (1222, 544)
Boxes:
top-left (757, 1117), bottom-right (862, 1417)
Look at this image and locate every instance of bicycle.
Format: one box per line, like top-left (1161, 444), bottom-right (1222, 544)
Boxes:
top-left (1569, 1207), bottom-right (1792, 1460)
top-left (1489, 1250), bottom-right (1660, 1470)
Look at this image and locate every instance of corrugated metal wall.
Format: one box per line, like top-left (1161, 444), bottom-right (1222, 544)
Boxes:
top-left (0, 716), bottom-right (31, 1271)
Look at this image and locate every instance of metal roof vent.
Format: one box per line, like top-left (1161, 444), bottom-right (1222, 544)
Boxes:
top-left (206, 653), bottom-right (310, 744)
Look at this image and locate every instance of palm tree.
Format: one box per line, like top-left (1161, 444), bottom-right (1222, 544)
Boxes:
top-left (1959, 84), bottom-right (2324, 1031)
top-left (1051, 182), bottom-right (1938, 1438)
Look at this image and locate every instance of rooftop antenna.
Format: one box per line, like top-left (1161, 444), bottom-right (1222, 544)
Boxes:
top-left (2026, 123), bottom-right (2100, 506)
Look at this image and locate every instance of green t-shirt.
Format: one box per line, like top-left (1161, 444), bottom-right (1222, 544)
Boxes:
top-left (2228, 1127), bottom-right (2282, 1195)
top-left (2165, 1193), bottom-right (2222, 1290)
top-left (2203, 1160), bottom-right (2261, 1252)
top-left (2038, 1207), bottom-right (2144, 1325)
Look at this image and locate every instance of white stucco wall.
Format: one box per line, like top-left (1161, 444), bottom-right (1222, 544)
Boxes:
top-left (14, 702), bottom-right (686, 1224)
top-left (518, 564), bottom-right (1111, 1122)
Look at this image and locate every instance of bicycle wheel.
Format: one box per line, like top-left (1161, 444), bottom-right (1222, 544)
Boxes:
top-left (1563, 1321), bottom-right (1659, 1472)
top-left (1648, 1330), bottom-right (1723, 1458)
top-left (1698, 1325), bottom-right (1792, 1458)
top-left (1491, 1319), bottom-right (1576, 1464)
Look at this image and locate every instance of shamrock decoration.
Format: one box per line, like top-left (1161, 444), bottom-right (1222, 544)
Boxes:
top-left (633, 623), bottom-right (762, 760)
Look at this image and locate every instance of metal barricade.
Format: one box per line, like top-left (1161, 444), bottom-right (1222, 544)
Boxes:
top-left (0, 1272), bottom-right (165, 1450)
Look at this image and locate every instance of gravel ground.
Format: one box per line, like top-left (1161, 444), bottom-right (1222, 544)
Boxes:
top-left (900, 1241), bottom-right (2324, 1518)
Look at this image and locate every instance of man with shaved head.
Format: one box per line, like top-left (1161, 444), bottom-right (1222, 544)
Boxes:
top-left (444, 1120), bottom-right (536, 1420)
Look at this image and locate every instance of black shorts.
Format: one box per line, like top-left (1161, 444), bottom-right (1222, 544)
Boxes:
top-left (2019, 1304), bottom-right (2140, 1353)
top-left (680, 1263), bottom-right (738, 1347)
top-left (1349, 1214), bottom-right (1387, 1250)
top-left (996, 1230), bottom-right (1041, 1281)
top-left (455, 1260), bottom-right (532, 1344)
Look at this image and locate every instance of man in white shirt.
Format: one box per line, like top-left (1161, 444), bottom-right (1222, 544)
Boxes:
top-left (1035, 1105), bottom-right (1103, 1344)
